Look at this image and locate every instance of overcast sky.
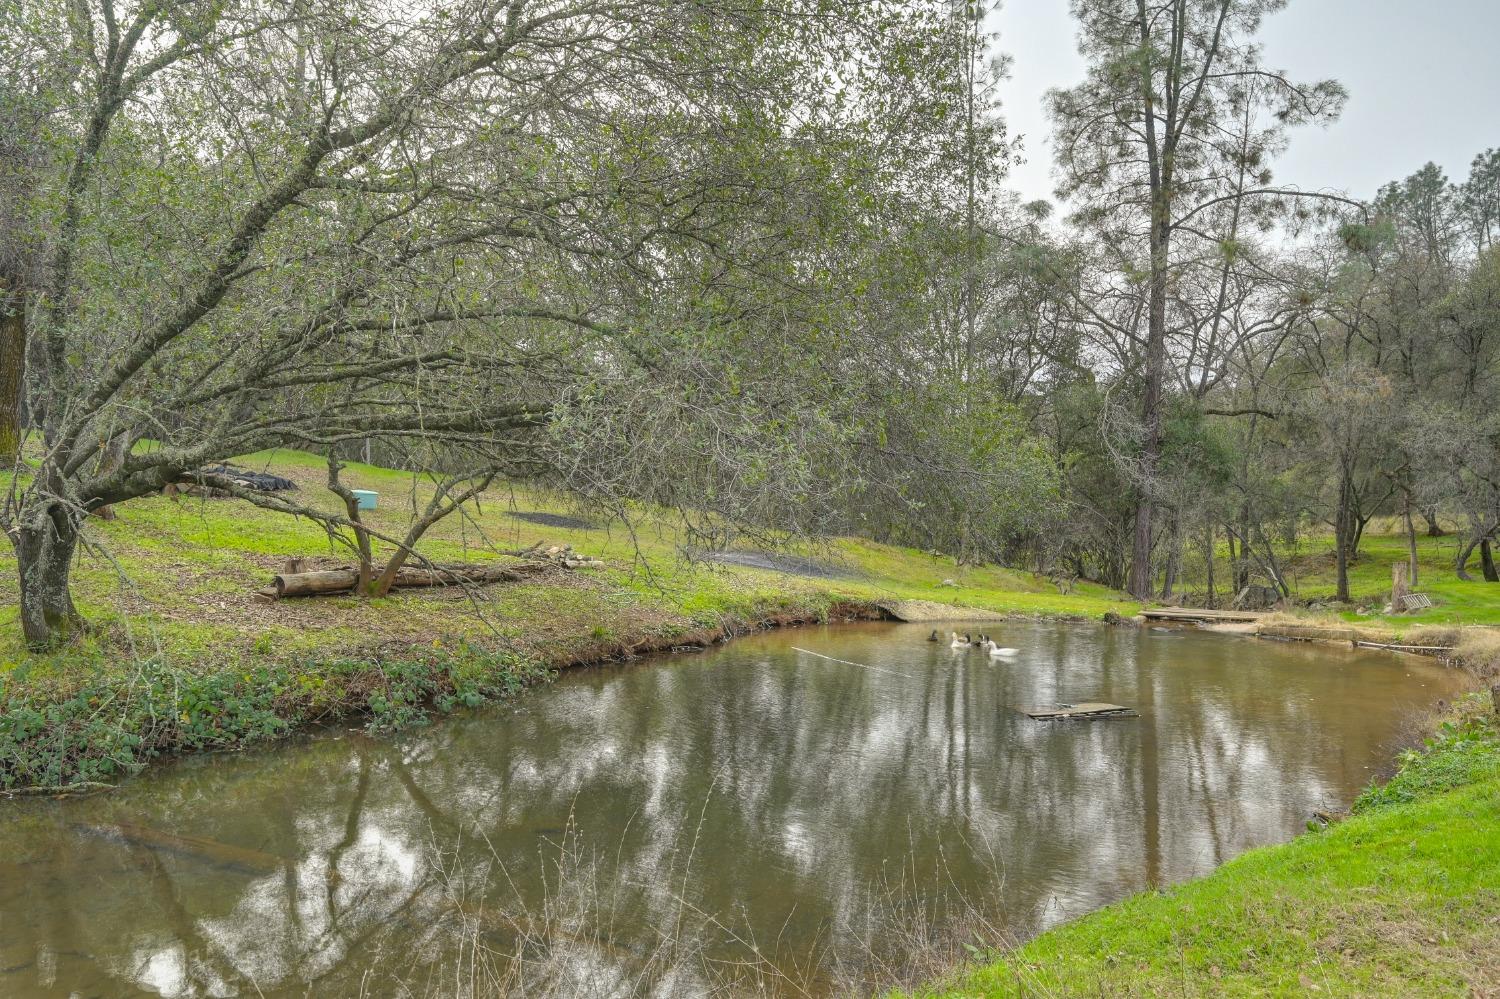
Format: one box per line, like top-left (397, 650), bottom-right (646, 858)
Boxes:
top-left (990, 1), bottom-right (1500, 205)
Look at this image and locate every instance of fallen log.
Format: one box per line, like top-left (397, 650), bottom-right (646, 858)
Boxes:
top-left (271, 561), bottom-right (551, 598)
top-left (273, 570), bottom-right (360, 597)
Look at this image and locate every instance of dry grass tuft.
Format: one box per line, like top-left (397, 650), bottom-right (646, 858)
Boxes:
top-left (1454, 630), bottom-right (1500, 680)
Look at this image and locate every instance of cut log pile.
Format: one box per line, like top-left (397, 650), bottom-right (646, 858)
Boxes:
top-left (539, 544), bottom-right (604, 570)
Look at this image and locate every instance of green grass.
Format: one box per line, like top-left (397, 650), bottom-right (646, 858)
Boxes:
top-left (901, 695), bottom-right (1500, 998)
top-left (1176, 520), bottom-right (1500, 628)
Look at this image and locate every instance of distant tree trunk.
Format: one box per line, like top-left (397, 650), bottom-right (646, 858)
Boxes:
top-left (1423, 508), bottom-right (1444, 536)
top-left (1124, 0), bottom-right (1173, 604)
top-left (1482, 538), bottom-right (1499, 582)
top-left (1130, 258), bottom-right (1167, 601)
top-left (1223, 526), bottom-right (1236, 585)
top-left (1234, 508), bottom-right (1252, 593)
top-left (0, 279), bottom-right (23, 465)
top-left (1159, 512), bottom-right (1180, 599)
top-left (1334, 471), bottom-right (1352, 602)
top-left (1402, 492), bottom-right (1419, 587)
top-left (1204, 524), bottom-right (1216, 609)
top-left (1258, 525), bottom-right (1292, 598)
top-left (13, 500), bottom-right (85, 649)
top-left (1334, 530), bottom-right (1350, 601)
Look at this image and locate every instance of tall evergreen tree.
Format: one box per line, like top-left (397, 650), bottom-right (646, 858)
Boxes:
top-left (1047, 0), bottom-right (1345, 597)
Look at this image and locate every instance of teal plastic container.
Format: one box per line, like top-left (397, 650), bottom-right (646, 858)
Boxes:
top-left (351, 489), bottom-right (378, 510)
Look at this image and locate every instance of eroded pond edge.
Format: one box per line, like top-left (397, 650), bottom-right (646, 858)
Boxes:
top-left (1, 598), bottom-right (1481, 799)
top-left (0, 597), bottom-right (895, 795)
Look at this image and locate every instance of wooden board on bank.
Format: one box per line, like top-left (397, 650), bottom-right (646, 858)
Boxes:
top-left (1022, 702), bottom-right (1137, 721)
top-left (1141, 607), bottom-right (1265, 624)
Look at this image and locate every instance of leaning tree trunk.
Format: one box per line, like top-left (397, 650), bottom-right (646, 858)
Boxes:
top-left (1482, 538), bottom-right (1499, 583)
top-left (1423, 508), bottom-right (1445, 537)
top-left (13, 501), bottom-right (85, 649)
top-left (0, 278), bottom-right (23, 466)
top-left (1457, 536), bottom-right (1479, 582)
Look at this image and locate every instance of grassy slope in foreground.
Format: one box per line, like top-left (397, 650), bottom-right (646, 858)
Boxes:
top-left (902, 696), bottom-right (1500, 999)
top-left (0, 449), bottom-right (1134, 787)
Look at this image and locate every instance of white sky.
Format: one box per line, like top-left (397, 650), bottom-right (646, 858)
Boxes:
top-left (990, 0), bottom-right (1500, 204)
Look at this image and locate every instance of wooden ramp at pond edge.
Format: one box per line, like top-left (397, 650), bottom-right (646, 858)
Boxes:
top-left (1021, 702), bottom-right (1138, 721)
top-left (1140, 607), bottom-right (1264, 624)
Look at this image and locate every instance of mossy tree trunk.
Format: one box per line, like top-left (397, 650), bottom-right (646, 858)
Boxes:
top-left (13, 500), bottom-right (84, 649)
top-left (0, 278), bottom-right (23, 465)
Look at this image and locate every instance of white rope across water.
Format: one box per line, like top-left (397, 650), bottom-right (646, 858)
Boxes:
top-left (791, 647), bottom-right (915, 679)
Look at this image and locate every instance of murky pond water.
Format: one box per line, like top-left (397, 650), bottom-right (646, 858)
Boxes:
top-left (0, 621), bottom-right (1467, 997)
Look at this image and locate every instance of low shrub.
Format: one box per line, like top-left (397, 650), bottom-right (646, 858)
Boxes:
top-left (0, 645), bottom-right (550, 791)
top-left (1353, 692), bottom-right (1500, 813)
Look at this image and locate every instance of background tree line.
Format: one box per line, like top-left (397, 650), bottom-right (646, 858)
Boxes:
top-left (844, 0), bottom-right (1500, 609)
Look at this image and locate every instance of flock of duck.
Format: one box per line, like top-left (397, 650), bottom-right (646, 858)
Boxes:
top-left (929, 630), bottom-right (1019, 658)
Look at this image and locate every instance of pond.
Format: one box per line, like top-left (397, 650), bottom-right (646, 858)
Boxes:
top-left (0, 620), bottom-right (1467, 997)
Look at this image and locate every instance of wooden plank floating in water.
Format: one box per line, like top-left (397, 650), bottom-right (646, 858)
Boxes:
top-left (1022, 702), bottom-right (1138, 721)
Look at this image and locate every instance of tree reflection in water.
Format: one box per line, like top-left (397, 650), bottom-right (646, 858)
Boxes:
top-left (0, 621), bottom-right (1463, 997)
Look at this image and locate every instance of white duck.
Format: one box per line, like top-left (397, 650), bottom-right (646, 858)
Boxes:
top-left (949, 631), bottom-right (971, 649)
top-left (984, 639), bottom-right (1019, 657)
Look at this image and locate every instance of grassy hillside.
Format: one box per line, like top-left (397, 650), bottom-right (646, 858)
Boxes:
top-left (0, 449), bottom-right (1133, 788)
top-left (902, 693), bottom-right (1500, 998)
top-left (0, 448), bottom-right (1130, 669)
